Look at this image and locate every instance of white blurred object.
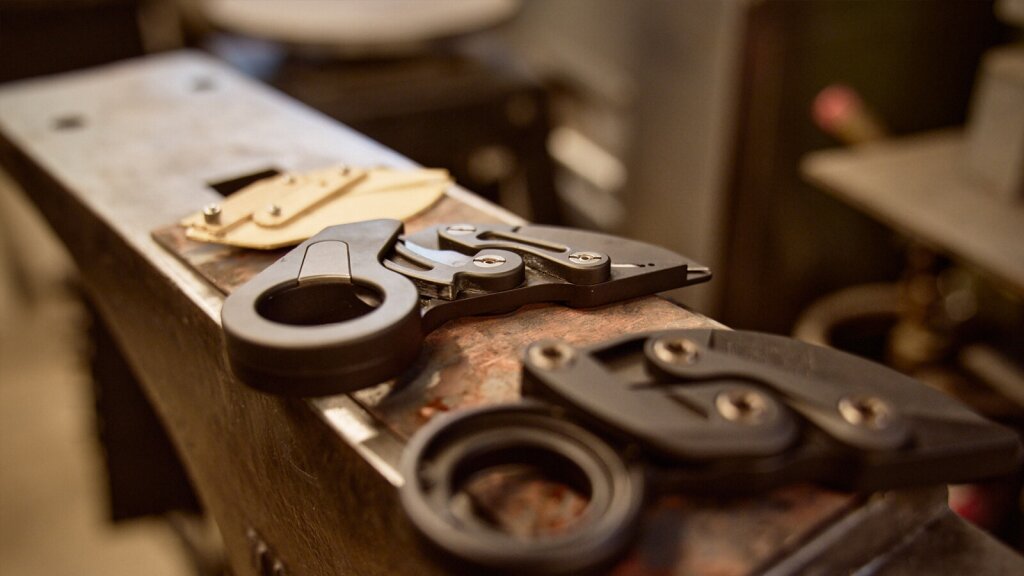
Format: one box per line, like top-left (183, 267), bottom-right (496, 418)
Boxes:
top-left (200, 0), bottom-right (520, 53)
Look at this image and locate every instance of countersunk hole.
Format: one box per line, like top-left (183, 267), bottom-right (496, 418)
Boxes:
top-left (256, 282), bottom-right (382, 326)
top-left (192, 76), bottom-right (216, 92)
top-left (52, 115), bottom-right (85, 131)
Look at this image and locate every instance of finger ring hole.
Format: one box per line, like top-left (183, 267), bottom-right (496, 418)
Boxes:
top-left (256, 281), bottom-right (382, 326)
top-left (450, 444), bottom-right (593, 540)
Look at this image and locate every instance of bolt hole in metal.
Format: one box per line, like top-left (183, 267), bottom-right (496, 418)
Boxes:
top-left (838, 396), bottom-right (893, 429)
top-left (256, 282), bottom-right (383, 326)
top-left (192, 76), bottom-right (215, 92)
top-left (652, 337), bottom-right (700, 365)
top-left (52, 114), bottom-right (85, 131)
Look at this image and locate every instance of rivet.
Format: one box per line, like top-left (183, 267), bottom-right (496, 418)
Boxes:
top-left (266, 204), bottom-right (282, 217)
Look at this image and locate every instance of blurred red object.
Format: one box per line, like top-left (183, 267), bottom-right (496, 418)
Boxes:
top-left (812, 83), bottom-right (887, 144)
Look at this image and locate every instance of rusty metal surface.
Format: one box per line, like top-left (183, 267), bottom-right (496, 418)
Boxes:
top-left (0, 52), bottom-right (945, 576)
top-left (153, 159), bottom-right (860, 576)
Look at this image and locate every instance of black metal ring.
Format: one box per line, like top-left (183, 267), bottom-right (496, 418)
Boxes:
top-left (399, 402), bottom-right (645, 575)
top-left (222, 220), bottom-right (422, 396)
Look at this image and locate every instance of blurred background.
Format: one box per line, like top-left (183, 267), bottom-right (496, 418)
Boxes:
top-left (1, 0), bottom-right (1022, 574)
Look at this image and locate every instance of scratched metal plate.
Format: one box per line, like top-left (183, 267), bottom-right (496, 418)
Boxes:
top-left (153, 192), bottom-right (864, 575)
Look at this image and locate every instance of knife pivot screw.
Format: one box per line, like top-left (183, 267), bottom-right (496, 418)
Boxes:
top-left (716, 389), bottom-right (769, 425)
top-left (528, 341), bottom-right (576, 370)
top-left (446, 224), bottom-right (477, 235)
top-left (838, 396), bottom-right (892, 430)
top-left (473, 254), bottom-right (506, 268)
top-left (569, 251), bottom-right (605, 265)
top-left (266, 204), bottom-right (282, 216)
top-left (652, 337), bottom-right (700, 365)
top-left (202, 203), bottom-right (222, 223)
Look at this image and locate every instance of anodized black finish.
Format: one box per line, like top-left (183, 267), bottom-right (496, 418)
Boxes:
top-left (222, 219), bottom-right (711, 396)
top-left (522, 330), bottom-right (1022, 491)
top-left (400, 329), bottom-right (1022, 574)
top-left (399, 401), bottom-right (645, 576)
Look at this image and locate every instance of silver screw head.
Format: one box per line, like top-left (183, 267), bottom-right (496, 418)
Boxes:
top-left (527, 340), bottom-right (576, 370)
top-left (568, 251), bottom-right (605, 265)
top-left (201, 203), bottom-right (222, 223)
top-left (838, 396), bottom-right (893, 429)
top-left (652, 337), bottom-right (700, 365)
top-left (716, 388), bottom-right (769, 425)
top-left (446, 224), bottom-right (477, 235)
top-left (265, 204), bottom-right (282, 217)
top-left (473, 254), bottom-right (507, 268)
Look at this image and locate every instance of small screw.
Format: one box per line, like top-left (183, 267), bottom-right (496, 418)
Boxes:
top-left (716, 389), bottom-right (769, 425)
top-left (446, 224), bottom-right (477, 235)
top-left (202, 203), bottom-right (222, 224)
top-left (266, 204), bottom-right (282, 217)
top-left (838, 396), bottom-right (892, 430)
top-left (527, 341), bottom-right (576, 370)
top-left (652, 337), bottom-right (700, 365)
top-left (569, 251), bottom-right (605, 265)
top-left (473, 254), bottom-right (506, 268)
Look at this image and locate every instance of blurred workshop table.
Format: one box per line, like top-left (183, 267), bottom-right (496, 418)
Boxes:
top-left (1, 52), bottom-right (1020, 576)
top-left (803, 130), bottom-right (1024, 295)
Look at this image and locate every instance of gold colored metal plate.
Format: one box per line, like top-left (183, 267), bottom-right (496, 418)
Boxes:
top-left (180, 166), bottom-right (450, 249)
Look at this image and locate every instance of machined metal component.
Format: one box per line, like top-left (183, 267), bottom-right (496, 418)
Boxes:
top-left (521, 328), bottom-right (1021, 489)
top-left (222, 219), bottom-right (712, 396)
top-left (400, 402), bottom-right (644, 576)
top-left (202, 203), bottom-right (222, 224)
top-left (403, 328), bottom-right (1022, 574)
